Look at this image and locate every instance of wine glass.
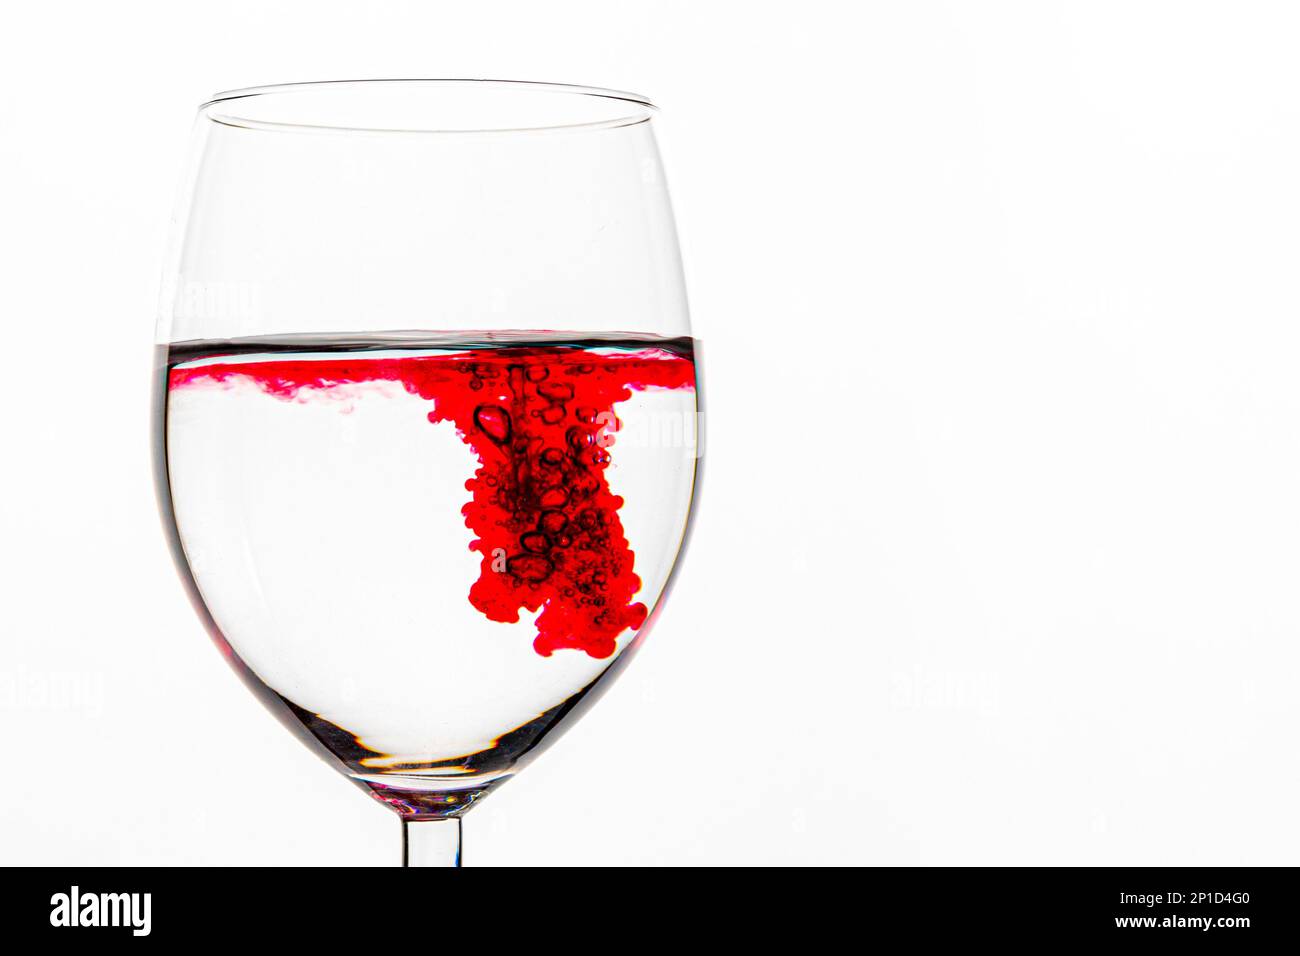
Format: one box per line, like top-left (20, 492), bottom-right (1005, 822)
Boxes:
top-left (153, 80), bottom-right (699, 866)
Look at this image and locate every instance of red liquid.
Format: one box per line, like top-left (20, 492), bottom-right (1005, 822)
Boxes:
top-left (169, 344), bottom-right (695, 659)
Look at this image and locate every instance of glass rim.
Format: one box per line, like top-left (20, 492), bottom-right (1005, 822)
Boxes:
top-left (199, 78), bottom-right (657, 134)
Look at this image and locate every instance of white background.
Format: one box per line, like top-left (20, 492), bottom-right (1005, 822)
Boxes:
top-left (4, 1), bottom-right (1300, 865)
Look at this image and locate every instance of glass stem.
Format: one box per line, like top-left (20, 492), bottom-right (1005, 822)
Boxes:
top-left (401, 817), bottom-right (462, 867)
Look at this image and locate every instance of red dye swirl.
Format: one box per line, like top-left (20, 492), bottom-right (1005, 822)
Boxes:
top-left (169, 346), bottom-right (695, 659)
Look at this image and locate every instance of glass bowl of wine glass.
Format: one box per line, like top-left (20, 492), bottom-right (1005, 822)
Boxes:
top-left (153, 79), bottom-right (700, 866)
